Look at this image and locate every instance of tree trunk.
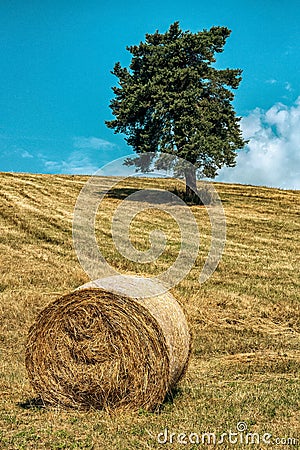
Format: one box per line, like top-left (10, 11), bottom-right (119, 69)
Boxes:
top-left (184, 166), bottom-right (199, 204)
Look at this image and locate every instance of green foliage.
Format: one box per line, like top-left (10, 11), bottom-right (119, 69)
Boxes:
top-left (106, 21), bottom-right (247, 181)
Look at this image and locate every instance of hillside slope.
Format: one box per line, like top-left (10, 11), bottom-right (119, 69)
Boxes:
top-left (0, 172), bottom-right (299, 449)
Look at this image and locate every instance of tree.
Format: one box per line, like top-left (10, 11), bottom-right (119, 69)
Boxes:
top-left (105, 22), bottom-right (247, 201)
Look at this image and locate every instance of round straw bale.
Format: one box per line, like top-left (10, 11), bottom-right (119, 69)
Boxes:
top-left (25, 275), bottom-right (191, 411)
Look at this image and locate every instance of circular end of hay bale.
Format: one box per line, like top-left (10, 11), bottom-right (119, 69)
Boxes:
top-left (25, 276), bottom-right (191, 411)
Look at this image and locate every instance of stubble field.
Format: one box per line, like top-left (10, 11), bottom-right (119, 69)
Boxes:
top-left (0, 172), bottom-right (299, 449)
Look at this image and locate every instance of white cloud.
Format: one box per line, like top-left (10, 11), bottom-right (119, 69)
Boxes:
top-left (215, 97), bottom-right (300, 190)
top-left (284, 82), bottom-right (293, 92)
top-left (44, 150), bottom-right (100, 175)
top-left (21, 150), bottom-right (34, 158)
top-left (43, 136), bottom-right (118, 174)
top-left (73, 136), bottom-right (116, 150)
top-left (266, 79), bottom-right (278, 85)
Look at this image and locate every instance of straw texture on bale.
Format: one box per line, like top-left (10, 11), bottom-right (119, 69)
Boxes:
top-left (25, 275), bottom-right (191, 411)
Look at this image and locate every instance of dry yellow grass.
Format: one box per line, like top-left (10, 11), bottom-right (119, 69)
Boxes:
top-left (0, 171), bottom-right (299, 449)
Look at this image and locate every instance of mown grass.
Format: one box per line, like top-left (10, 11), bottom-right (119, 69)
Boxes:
top-left (0, 172), bottom-right (299, 449)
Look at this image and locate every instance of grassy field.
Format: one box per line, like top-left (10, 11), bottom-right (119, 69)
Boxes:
top-left (0, 171), bottom-right (299, 449)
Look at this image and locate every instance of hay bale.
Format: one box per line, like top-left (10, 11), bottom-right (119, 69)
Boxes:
top-left (25, 275), bottom-right (191, 411)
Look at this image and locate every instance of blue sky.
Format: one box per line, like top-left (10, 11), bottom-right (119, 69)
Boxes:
top-left (1, 0), bottom-right (300, 188)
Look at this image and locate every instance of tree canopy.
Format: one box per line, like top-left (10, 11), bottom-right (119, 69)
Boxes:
top-left (106, 22), bottom-right (247, 197)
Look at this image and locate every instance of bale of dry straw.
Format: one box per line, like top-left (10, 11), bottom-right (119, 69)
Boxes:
top-left (25, 275), bottom-right (191, 411)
